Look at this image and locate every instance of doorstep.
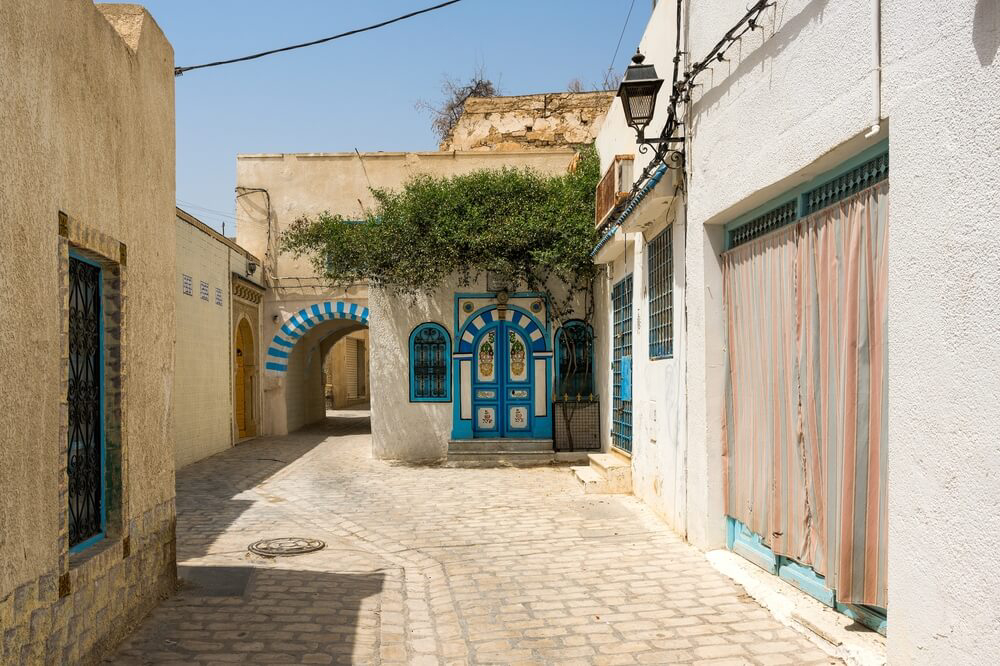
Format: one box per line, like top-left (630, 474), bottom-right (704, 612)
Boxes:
top-left (446, 439), bottom-right (588, 466)
top-left (707, 550), bottom-right (887, 666)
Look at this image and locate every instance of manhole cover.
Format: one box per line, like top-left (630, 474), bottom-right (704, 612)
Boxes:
top-left (248, 537), bottom-right (326, 557)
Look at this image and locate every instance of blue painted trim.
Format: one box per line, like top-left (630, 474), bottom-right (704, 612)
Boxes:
top-left (68, 250), bottom-right (106, 554)
top-left (728, 518), bottom-right (888, 628)
top-left (727, 517), bottom-right (778, 574)
top-left (408, 323), bottom-right (452, 403)
top-left (265, 300), bottom-right (369, 375)
top-left (724, 139), bottom-right (890, 249)
top-left (778, 557), bottom-right (835, 607)
top-left (836, 602), bottom-right (888, 636)
top-left (591, 164), bottom-right (669, 257)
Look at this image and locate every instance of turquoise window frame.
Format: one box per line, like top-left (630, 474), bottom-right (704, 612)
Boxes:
top-left (725, 139), bottom-right (889, 250)
top-left (555, 320), bottom-right (595, 398)
top-left (647, 226), bottom-right (673, 360)
top-left (68, 250), bottom-right (107, 554)
top-left (408, 322), bottom-right (451, 403)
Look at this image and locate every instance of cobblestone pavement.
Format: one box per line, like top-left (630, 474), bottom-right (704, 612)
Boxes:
top-left (109, 411), bottom-right (840, 666)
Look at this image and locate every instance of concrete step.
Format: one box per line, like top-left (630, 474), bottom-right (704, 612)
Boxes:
top-left (589, 452), bottom-right (631, 474)
top-left (446, 451), bottom-right (560, 467)
top-left (447, 439), bottom-right (553, 454)
top-left (572, 465), bottom-right (611, 494)
top-left (573, 452), bottom-right (633, 494)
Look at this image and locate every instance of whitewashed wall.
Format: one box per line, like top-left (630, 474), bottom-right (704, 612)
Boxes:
top-left (595, 0), bottom-right (690, 536)
top-left (683, 0), bottom-right (883, 552)
top-left (882, 3), bottom-right (1000, 663)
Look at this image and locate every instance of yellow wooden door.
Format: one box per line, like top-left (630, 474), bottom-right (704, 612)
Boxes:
top-left (235, 325), bottom-right (247, 438)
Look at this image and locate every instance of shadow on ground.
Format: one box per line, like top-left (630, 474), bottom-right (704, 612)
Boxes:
top-left (111, 567), bottom-right (384, 665)
top-left (176, 412), bottom-right (371, 561)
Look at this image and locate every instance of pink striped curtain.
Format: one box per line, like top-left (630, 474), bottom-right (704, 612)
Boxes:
top-left (723, 181), bottom-right (889, 608)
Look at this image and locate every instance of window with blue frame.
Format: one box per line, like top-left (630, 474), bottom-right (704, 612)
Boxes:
top-left (409, 323), bottom-right (451, 402)
top-left (556, 320), bottom-right (594, 398)
top-left (68, 252), bottom-right (106, 551)
top-left (648, 226), bottom-right (673, 359)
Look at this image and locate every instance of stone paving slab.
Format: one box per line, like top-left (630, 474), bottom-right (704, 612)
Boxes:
top-left (108, 412), bottom-right (841, 665)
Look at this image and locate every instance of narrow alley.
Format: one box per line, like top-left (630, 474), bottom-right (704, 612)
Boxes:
top-left (110, 411), bottom-right (837, 666)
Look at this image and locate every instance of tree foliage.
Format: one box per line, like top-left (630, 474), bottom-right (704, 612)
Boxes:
top-left (281, 144), bottom-right (601, 322)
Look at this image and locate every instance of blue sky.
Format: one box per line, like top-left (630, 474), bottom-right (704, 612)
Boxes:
top-left (139, 0), bottom-right (650, 232)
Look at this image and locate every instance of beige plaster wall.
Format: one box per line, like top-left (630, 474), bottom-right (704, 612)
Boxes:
top-left (324, 330), bottom-right (370, 408)
top-left (238, 150), bottom-right (578, 438)
top-left (441, 92), bottom-right (613, 152)
top-left (0, 1), bottom-right (175, 662)
top-left (235, 150), bottom-right (578, 280)
top-left (174, 216), bottom-right (233, 469)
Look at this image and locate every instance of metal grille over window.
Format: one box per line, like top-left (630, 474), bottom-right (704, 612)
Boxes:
top-left (803, 152), bottom-right (889, 215)
top-left (68, 256), bottom-right (103, 548)
top-left (729, 201), bottom-right (797, 248)
top-left (728, 148), bottom-right (889, 249)
top-left (612, 276), bottom-right (633, 454)
top-left (556, 321), bottom-right (594, 398)
top-left (410, 324), bottom-right (450, 401)
top-left (648, 227), bottom-right (673, 359)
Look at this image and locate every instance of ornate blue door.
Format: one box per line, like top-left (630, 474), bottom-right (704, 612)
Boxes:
top-left (471, 321), bottom-right (533, 437)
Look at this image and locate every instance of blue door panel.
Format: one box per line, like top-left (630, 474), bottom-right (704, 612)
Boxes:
top-left (471, 321), bottom-right (536, 438)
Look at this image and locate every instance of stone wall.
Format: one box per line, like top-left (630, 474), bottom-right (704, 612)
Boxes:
top-left (440, 92), bottom-right (614, 152)
top-left (0, 1), bottom-right (177, 663)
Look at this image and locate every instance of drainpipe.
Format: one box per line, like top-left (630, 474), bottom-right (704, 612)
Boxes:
top-left (864, 0), bottom-right (882, 138)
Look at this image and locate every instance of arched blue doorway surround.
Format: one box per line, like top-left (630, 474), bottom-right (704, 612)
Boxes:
top-left (452, 301), bottom-right (552, 440)
top-left (264, 301), bottom-right (369, 375)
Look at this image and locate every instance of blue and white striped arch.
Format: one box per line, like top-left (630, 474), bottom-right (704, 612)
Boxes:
top-left (457, 309), bottom-right (547, 354)
top-left (265, 301), bottom-right (369, 375)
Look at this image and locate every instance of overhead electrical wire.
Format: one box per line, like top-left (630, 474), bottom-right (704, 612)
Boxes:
top-left (174, 0), bottom-right (464, 77)
top-left (608, 0), bottom-right (638, 77)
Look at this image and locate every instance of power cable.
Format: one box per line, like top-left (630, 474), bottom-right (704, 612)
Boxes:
top-left (609, 0), bottom-right (638, 76)
top-left (175, 0), bottom-right (464, 77)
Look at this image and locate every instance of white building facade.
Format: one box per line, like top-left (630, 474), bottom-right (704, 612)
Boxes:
top-left (593, 1), bottom-right (1000, 663)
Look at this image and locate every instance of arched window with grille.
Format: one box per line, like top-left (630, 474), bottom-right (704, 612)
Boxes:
top-left (409, 323), bottom-right (451, 402)
top-left (555, 320), bottom-right (595, 398)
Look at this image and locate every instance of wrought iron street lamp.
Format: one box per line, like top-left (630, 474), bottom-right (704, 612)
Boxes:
top-left (617, 51), bottom-right (684, 153)
top-left (618, 51), bottom-right (662, 139)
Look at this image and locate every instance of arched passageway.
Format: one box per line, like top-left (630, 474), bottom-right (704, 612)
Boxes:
top-left (263, 301), bottom-right (371, 435)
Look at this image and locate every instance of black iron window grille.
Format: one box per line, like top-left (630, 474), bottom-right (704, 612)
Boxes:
top-left (410, 323), bottom-right (450, 401)
top-left (68, 254), bottom-right (104, 549)
top-left (556, 321), bottom-right (595, 398)
top-left (554, 398), bottom-right (601, 452)
top-left (648, 226), bottom-right (673, 359)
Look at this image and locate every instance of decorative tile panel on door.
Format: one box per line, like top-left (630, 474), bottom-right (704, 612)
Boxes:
top-left (612, 275), bottom-right (633, 454)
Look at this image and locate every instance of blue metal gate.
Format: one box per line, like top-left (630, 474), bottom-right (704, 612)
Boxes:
top-left (612, 275), bottom-right (633, 453)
